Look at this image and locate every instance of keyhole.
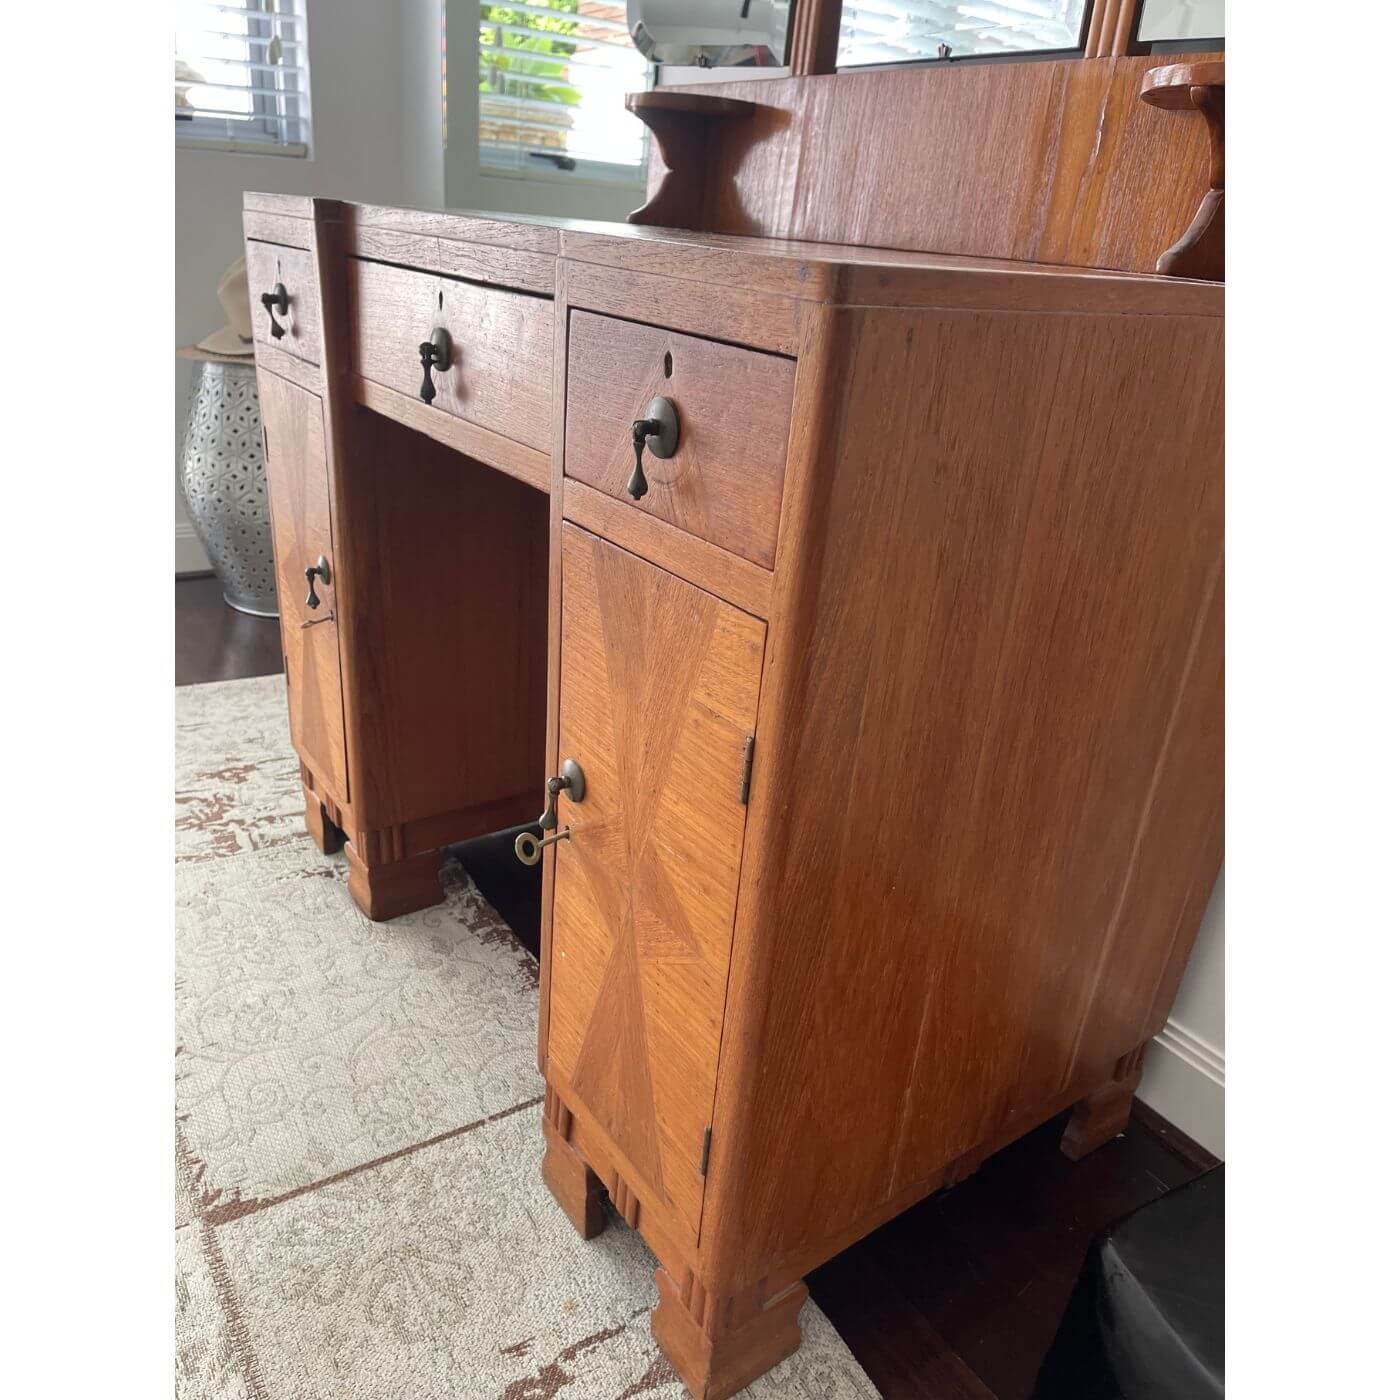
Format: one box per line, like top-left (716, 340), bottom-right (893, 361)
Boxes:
top-left (438, 290), bottom-right (443, 310)
top-left (663, 351), bottom-right (673, 378)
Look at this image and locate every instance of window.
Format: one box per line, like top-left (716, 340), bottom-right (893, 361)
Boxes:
top-left (836, 1), bottom-right (1090, 68)
top-left (478, 2), bottom-right (650, 184)
top-left (176, 0), bottom-right (311, 155)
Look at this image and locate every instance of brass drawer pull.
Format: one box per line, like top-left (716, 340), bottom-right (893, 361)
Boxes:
top-left (418, 327), bottom-right (451, 404)
top-left (627, 396), bottom-right (679, 500)
top-left (303, 555), bottom-right (330, 609)
top-left (516, 758), bottom-right (585, 866)
top-left (259, 282), bottom-right (290, 339)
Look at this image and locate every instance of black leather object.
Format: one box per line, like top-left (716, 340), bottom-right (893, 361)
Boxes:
top-left (1033, 1166), bottom-right (1224, 1399)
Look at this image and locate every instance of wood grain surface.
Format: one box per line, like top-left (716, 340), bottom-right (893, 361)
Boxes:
top-left (703, 299), bottom-right (1224, 1294)
top-left (561, 480), bottom-right (774, 623)
top-left (331, 406), bottom-right (548, 834)
top-left (352, 376), bottom-right (550, 493)
top-left (347, 257), bottom-right (553, 452)
top-left (662, 54), bottom-right (1224, 275)
top-left (548, 524), bottom-right (766, 1244)
top-left (564, 311), bottom-right (794, 569)
top-left (257, 368), bottom-right (347, 801)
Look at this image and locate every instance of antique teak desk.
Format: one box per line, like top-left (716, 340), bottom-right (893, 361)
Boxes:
top-left (244, 40), bottom-right (1224, 1400)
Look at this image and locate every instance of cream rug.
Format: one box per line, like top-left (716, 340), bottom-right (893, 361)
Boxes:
top-left (175, 674), bottom-right (878, 1400)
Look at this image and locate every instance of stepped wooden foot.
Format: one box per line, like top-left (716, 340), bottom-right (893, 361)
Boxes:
top-left (652, 1268), bottom-right (808, 1400)
top-left (303, 786), bottom-right (346, 854)
top-left (1060, 1044), bottom-right (1147, 1161)
top-left (344, 840), bottom-right (443, 921)
top-left (541, 1096), bottom-right (606, 1240)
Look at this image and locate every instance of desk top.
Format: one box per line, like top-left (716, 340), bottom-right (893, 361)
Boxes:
top-left (244, 193), bottom-right (1224, 321)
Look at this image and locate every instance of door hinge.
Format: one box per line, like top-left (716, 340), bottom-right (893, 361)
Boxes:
top-left (738, 735), bottom-right (755, 805)
top-left (699, 1126), bottom-right (712, 1177)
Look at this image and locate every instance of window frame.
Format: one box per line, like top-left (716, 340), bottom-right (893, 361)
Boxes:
top-left (176, 0), bottom-right (312, 158)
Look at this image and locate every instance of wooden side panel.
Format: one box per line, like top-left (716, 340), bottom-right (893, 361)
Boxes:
top-left (705, 302), bottom-right (1224, 1287)
top-left (347, 258), bottom-right (554, 452)
top-left (258, 369), bottom-right (348, 802)
top-left (333, 407), bottom-right (549, 832)
top-left (246, 240), bottom-right (323, 365)
top-left (549, 525), bottom-right (765, 1243)
top-left (564, 311), bottom-right (793, 569)
top-left (672, 54), bottom-right (1223, 275)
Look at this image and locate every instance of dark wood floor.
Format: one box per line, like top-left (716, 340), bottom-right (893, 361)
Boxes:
top-left (175, 574), bottom-right (284, 686)
top-left (176, 575), bottom-right (1217, 1400)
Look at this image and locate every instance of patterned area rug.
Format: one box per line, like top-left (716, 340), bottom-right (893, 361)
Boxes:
top-left (175, 675), bottom-right (878, 1400)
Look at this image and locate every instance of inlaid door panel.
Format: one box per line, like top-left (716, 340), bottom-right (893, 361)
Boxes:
top-left (258, 369), bottom-right (349, 803)
top-left (549, 524), bottom-right (766, 1241)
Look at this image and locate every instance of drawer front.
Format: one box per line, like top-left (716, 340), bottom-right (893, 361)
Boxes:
top-left (547, 525), bottom-right (766, 1242)
top-left (246, 240), bottom-right (322, 365)
top-left (348, 258), bottom-right (553, 452)
top-left (564, 311), bottom-right (794, 569)
top-left (258, 370), bottom-right (349, 803)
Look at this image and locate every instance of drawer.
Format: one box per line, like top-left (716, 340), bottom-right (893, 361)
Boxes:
top-left (246, 239), bottom-right (322, 365)
top-left (564, 311), bottom-right (795, 570)
top-left (348, 258), bottom-right (553, 452)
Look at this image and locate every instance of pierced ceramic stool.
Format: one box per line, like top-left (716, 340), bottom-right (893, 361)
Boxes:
top-left (178, 353), bottom-right (278, 617)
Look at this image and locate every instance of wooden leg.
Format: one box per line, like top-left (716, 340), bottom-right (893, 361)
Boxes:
top-left (303, 787), bottom-right (345, 855)
top-left (1060, 1044), bottom-right (1147, 1161)
top-left (541, 1097), bottom-right (607, 1240)
top-left (344, 840), bottom-right (444, 922)
top-left (651, 1268), bottom-right (808, 1400)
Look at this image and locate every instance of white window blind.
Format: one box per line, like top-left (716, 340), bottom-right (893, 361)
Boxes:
top-left (478, 2), bottom-right (650, 182)
top-left (176, 0), bottom-right (311, 154)
top-left (837, 1), bottom-right (1089, 67)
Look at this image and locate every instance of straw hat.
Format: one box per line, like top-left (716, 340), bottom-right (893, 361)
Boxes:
top-left (197, 257), bottom-right (256, 357)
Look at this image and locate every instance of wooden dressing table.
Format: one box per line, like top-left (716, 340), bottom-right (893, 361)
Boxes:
top-left (244, 37), bottom-right (1223, 1400)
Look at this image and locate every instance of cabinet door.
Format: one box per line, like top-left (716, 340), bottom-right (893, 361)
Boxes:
top-left (548, 524), bottom-right (765, 1241)
top-left (258, 370), bottom-right (349, 802)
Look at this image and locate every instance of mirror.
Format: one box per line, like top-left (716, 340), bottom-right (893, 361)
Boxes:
top-left (836, 1), bottom-right (1089, 68)
top-left (626, 0), bottom-right (790, 68)
top-left (1138, 1), bottom-right (1225, 44)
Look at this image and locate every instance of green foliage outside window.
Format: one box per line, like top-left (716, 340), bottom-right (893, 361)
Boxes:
top-left (480, 1), bottom-right (583, 109)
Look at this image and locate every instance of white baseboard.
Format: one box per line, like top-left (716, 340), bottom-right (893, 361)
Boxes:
top-left (1138, 1017), bottom-right (1224, 1159)
top-left (176, 521), bottom-right (211, 575)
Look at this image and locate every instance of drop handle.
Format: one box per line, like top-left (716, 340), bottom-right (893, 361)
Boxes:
top-left (516, 758), bottom-right (585, 866)
top-left (260, 283), bottom-right (289, 339)
top-left (304, 555), bottom-right (330, 609)
top-left (626, 395), bottom-right (680, 500)
top-left (538, 758), bottom-right (585, 830)
top-left (418, 327), bottom-right (451, 404)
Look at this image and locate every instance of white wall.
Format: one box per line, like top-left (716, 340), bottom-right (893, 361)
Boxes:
top-left (1139, 870), bottom-right (1225, 1156)
top-left (176, 0), bottom-right (443, 571)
